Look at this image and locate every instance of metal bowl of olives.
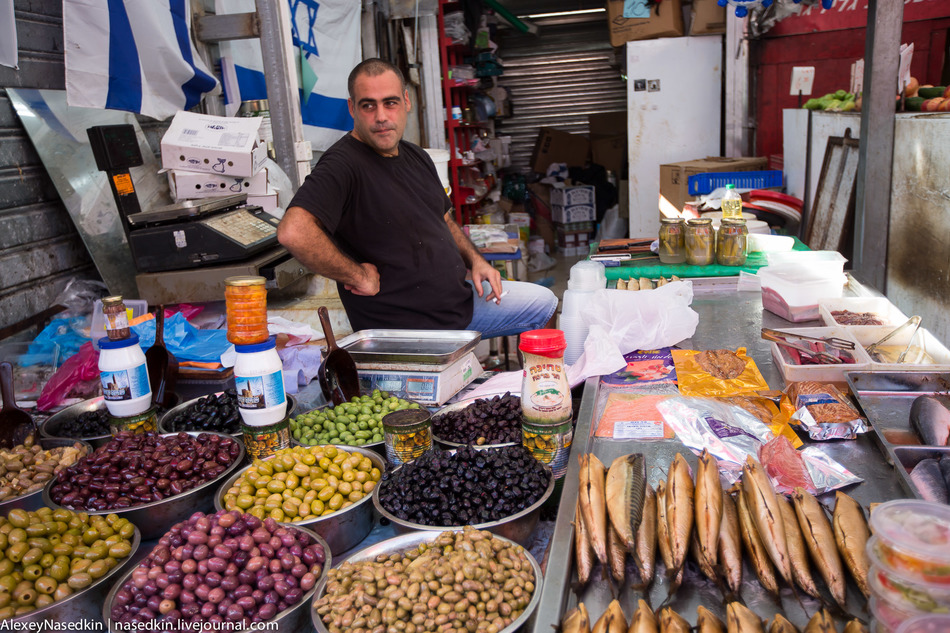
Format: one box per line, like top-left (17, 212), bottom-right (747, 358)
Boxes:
top-left (39, 397), bottom-right (113, 448)
top-left (431, 399), bottom-right (522, 451)
top-left (373, 446), bottom-right (554, 548)
top-left (3, 509), bottom-right (141, 626)
top-left (0, 437), bottom-right (92, 515)
top-left (42, 432), bottom-right (246, 540)
top-left (102, 521), bottom-right (327, 633)
top-left (214, 444), bottom-right (385, 557)
top-left (159, 391), bottom-right (298, 437)
top-left (311, 529), bottom-right (543, 633)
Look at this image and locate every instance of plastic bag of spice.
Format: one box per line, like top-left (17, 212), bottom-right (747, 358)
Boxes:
top-left (671, 347), bottom-right (769, 397)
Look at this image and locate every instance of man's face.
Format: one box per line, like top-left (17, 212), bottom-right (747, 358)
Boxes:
top-left (348, 70), bottom-right (410, 157)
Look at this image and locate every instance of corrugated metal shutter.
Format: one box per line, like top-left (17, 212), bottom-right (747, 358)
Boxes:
top-left (495, 12), bottom-right (627, 173)
top-left (0, 0), bottom-right (95, 332)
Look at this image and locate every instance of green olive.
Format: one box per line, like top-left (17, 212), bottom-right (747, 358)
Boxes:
top-left (24, 523), bottom-right (47, 538)
top-left (52, 584), bottom-right (71, 602)
top-left (34, 577), bottom-right (56, 595)
top-left (0, 606), bottom-right (14, 620)
top-left (48, 561), bottom-right (68, 583)
top-left (0, 576), bottom-right (16, 593)
top-left (108, 542), bottom-right (132, 559)
top-left (0, 593), bottom-right (9, 609)
top-left (21, 565), bottom-right (42, 582)
top-left (34, 593), bottom-right (53, 609)
top-left (0, 560), bottom-right (12, 578)
top-left (13, 585), bottom-right (36, 606)
top-left (7, 529), bottom-right (26, 546)
top-left (51, 543), bottom-right (73, 557)
top-left (21, 548), bottom-right (43, 566)
top-left (6, 543), bottom-right (27, 563)
top-left (87, 560), bottom-right (109, 579)
top-left (66, 573), bottom-right (91, 590)
top-left (6, 510), bottom-right (29, 529)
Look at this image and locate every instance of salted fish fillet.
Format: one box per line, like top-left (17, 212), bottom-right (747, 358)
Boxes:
top-left (606, 453), bottom-right (647, 551)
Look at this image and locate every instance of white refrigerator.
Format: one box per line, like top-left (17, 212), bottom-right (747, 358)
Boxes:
top-left (627, 37), bottom-right (723, 238)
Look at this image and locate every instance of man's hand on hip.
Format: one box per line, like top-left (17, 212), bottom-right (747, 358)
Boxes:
top-left (344, 262), bottom-right (381, 296)
top-left (471, 259), bottom-right (504, 302)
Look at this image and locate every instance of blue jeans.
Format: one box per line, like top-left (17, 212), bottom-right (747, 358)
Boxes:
top-left (465, 280), bottom-right (559, 339)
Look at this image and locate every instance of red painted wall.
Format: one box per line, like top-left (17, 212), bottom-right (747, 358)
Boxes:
top-left (752, 0), bottom-right (950, 160)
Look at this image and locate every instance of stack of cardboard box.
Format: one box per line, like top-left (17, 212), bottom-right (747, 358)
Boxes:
top-left (160, 111), bottom-right (278, 213)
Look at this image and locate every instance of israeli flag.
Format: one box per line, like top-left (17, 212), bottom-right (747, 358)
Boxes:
top-left (64, 0), bottom-right (220, 120)
top-left (217, 0), bottom-right (360, 152)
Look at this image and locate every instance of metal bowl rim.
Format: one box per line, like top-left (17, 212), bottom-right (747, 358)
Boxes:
top-left (41, 431), bottom-right (246, 516)
top-left (39, 396), bottom-right (113, 443)
top-left (12, 523), bottom-right (141, 622)
top-left (213, 444), bottom-right (386, 527)
top-left (158, 392), bottom-right (298, 435)
top-left (371, 448), bottom-right (555, 531)
top-left (0, 437), bottom-right (94, 511)
top-left (310, 528), bottom-right (542, 633)
top-left (102, 523), bottom-right (330, 632)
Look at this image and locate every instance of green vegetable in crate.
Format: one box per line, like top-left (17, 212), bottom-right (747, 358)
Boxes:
top-left (289, 390), bottom-right (421, 446)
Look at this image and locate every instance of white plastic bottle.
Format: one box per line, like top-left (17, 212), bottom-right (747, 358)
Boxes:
top-left (721, 184), bottom-right (743, 220)
top-left (98, 335), bottom-right (152, 417)
top-left (233, 336), bottom-right (287, 426)
top-left (560, 260), bottom-right (606, 364)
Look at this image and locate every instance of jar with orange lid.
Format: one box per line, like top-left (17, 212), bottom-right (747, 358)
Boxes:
top-left (224, 276), bottom-right (269, 345)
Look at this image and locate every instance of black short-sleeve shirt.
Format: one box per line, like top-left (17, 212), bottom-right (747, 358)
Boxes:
top-left (288, 135), bottom-right (473, 331)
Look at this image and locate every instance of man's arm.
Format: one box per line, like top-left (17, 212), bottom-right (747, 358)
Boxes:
top-left (444, 211), bottom-right (503, 301)
top-left (277, 206), bottom-right (379, 296)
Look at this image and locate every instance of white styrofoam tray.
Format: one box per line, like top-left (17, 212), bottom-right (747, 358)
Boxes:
top-left (818, 297), bottom-right (909, 330)
top-left (769, 326), bottom-right (872, 384)
top-left (849, 326), bottom-right (950, 372)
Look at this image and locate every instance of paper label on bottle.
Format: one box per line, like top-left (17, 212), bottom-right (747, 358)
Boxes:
top-left (235, 370), bottom-right (286, 410)
top-left (101, 364), bottom-right (150, 401)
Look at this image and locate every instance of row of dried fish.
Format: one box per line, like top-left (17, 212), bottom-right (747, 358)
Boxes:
top-left (573, 450), bottom-right (873, 611)
top-left (560, 598), bottom-right (869, 633)
top-left (616, 276), bottom-right (681, 291)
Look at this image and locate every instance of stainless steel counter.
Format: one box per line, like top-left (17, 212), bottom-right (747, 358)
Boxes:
top-left (529, 283), bottom-right (908, 632)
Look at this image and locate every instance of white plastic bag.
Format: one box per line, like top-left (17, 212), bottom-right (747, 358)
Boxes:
top-left (567, 281), bottom-right (699, 384)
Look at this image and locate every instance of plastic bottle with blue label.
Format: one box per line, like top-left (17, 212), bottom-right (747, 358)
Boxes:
top-left (234, 336), bottom-right (289, 458)
top-left (98, 335), bottom-right (152, 418)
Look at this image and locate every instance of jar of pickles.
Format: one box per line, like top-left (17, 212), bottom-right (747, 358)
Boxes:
top-left (102, 296), bottom-right (131, 341)
top-left (717, 218), bottom-right (749, 266)
top-left (658, 217), bottom-right (686, 264)
top-left (224, 276), bottom-right (269, 345)
top-left (685, 218), bottom-right (715, 266)
top-left (383, 408), bottom-right (432, 466)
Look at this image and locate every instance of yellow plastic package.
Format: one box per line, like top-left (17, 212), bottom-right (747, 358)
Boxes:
top-left (672, 348), bottom-right (769, 397)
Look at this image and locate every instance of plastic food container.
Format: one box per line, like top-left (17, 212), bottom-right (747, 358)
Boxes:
top-left (766, 249), bottom-right (848, 274)
top-left (896, 615), bottom-right (950, 633)
top-left (850, 327), bottom-right (950, 372)
top-left (819, 297), bottom-right (909, 329)
top-left (872, 594), bottom-right (928, 632)
top-left (97, 334), bottom-right (152, 418)
top-left (868, 556), bottom-right (950, 614)
top-left (746, 233), bottom-right (794, 253)
top-left (758, 263), bottom-right (847, 322)
top-left (869, 500), bottom-right (950, 585)
top-left (769, 326), bottom-right (872, 383)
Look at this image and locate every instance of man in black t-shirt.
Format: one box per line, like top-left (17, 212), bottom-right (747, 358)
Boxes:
top-left (278, 59), bottom-right (557, 336)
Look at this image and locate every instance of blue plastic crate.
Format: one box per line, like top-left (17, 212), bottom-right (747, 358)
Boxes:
top-left (688, 170), bottom-right (784, 196)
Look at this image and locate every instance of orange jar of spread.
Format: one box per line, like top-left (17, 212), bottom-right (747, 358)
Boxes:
top-left (224, 276), bottom-right (269, 345)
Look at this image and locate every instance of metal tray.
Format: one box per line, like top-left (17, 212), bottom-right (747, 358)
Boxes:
top-left (336, 329), bottom-right (481, 366)
top-left (847, 370), bottom-right (950, 499)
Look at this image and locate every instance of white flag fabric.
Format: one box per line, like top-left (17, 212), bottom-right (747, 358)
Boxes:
top-left (217, 0), bottom-right (360, 152)
top-left (64, 0), bottom-right (220, 120)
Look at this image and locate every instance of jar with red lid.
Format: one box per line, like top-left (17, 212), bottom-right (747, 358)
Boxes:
top-left (224, 276), bottom-right (269, 345)
top-left (519, 329), bottom-right (571, 425)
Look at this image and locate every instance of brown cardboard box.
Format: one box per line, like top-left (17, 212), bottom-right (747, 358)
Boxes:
top-left (689, 0), bottom-right (726, 35)
top-left (589, 112), bottom-right (627, 137)
top-left (531, 128), bottom-right (590, 174)
top-left (606, 0), bottom-right (684, 47)
top-left (591, 135), bottom-right (625, 175)
top-left (659, 156), bottom-right (768, 213)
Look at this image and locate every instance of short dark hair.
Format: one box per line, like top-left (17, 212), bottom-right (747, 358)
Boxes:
top-left (347, 58), bottom-right (406, 99)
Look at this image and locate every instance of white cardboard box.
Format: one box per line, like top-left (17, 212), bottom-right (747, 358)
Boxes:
top-left (355, 352), bottom-right (481, 406)
top-left (551, 185), bottom-right (596, 224)
top-left (168, 168), bottom-right (268, 201)
top-left (161, 111), bottom-right (267, 177)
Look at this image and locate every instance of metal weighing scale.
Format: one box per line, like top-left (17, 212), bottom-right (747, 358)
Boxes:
top-left (86, 124), bottom-right (307, 303)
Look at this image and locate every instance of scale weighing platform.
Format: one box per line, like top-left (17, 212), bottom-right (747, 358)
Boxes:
top-left (87, 124), bottom-right (307, 303)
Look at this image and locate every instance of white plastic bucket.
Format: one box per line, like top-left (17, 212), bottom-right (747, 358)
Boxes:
top-left (424, 148), bottom-right (451, 196)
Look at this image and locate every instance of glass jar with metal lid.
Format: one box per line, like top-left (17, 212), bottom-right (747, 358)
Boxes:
top-left (383, 408), bottom-right (432, 467)
top-left (658, 217), bottom-right (686, 264)
top-left (717, 218), bottom-right (749, 266)
top-left (685, 218), bottom-right (715, 266)
top-left (224, 276), bottom-right (269, 345)
top-left (101, 296), bottom-right (131, 341)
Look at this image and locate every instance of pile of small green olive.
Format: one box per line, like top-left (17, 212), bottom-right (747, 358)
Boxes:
top-left (290, 391), bottom-right (422, 447)
top-left (221, 445), bottom-right (382, 523)
top-left (0, 507), bottom-right (136, 619)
